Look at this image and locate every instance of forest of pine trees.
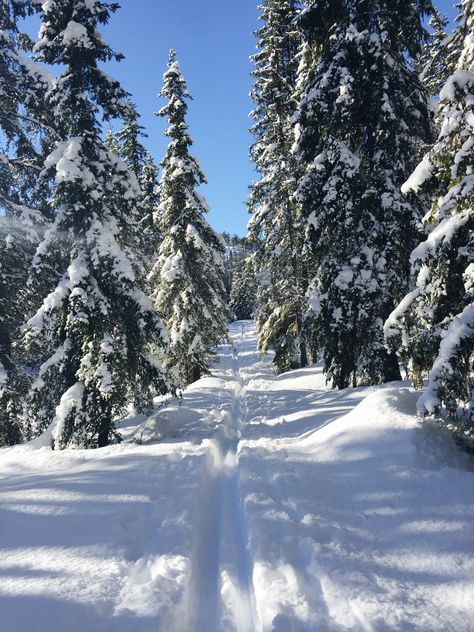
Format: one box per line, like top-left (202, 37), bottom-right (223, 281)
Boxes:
top-left (0, 0), bottom-right (472, 450)
top-left (248, 0), bottom-right (473, 444)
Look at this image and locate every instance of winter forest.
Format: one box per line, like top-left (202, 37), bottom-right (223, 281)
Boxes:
top-left (0, 0), bottom-right (473, 630)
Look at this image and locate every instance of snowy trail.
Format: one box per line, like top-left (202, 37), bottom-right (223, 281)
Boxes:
top-left (179, 322), bottom-right (258, 632)
top-left (0, 320), bottom-right (473, 631)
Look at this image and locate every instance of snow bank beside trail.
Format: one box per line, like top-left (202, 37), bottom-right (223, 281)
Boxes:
top-left (0, 441), bottom-right (206, 632)
top-left (240, 381), bottom-right (474, 632)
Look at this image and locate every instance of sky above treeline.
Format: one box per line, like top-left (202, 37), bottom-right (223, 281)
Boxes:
top-left (25, 0), bottom-right (458, 237)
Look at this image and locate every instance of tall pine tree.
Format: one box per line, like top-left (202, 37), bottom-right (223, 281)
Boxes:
top-left (0, 0), bottom-right (51, 445)
top-left (116, 107), bottom-right (148, 179)
top-left (137, 149), bottom-right (161, 265)
top-left (386, 0), bottom-right (474, 438)
top-left (295, 0), bottom-right (434, 388)
top-left (417, 8), bottom-right (450, 96)
top-left (23, 0), bottom-right (172, 449)
top-left (148, 50), bottom-right (228, 386)
top-left (248, 0), bottom-right (309, 373)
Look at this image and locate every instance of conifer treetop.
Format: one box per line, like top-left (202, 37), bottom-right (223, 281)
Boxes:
top-left (33, 0), bottom-right (131, 132)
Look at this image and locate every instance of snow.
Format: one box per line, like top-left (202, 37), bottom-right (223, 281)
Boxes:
top-left (0, 321), bottom-right (473, 631)
top-left (0, 361), bottom-right (7, 387)
top-left (418, 303), bottom-right (474, 415)
top-left (51, 382), bottom-right (85, 445)
top-left (61, 21), bottom-right (93, 49)
top-left (439, 70), bottom-right (474, 102)
top-left (401, 156), bottom-right (435, 194)
top-left (411, 209), bottom-right (472, 265)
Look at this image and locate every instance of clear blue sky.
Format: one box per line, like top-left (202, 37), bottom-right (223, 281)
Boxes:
top-left (101, 0), bottom-right (260, 237)
top-left (24, 0), bottom-right (458, 237)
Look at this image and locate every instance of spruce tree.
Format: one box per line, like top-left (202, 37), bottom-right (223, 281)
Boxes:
top-left (23, 0), bottom-right (172, 449)
top-left (138, 149), bottom-right (161, 263)
top-left (295, 0), bottom-right (434, 388)
top-left (104, 126), bottom-right (120, 155)
top-left (148, 50), bottom-right (229, 386)
top-left (248, 0), bottom-right (308, 373)
top-left (417, 9), bottom-right (451, 96)
top-left (0, 0), bottom-right (51, 445)
top-left (116, 107), bottom-right (148, 179)
top-left (230, 256), bottom-right (258, 321)
top-left (113, 111), bottom-right (161, 268)
top-left (385, 0), bottom-right (474, 437)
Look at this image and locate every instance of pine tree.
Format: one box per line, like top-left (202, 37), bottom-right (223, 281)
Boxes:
top-left (104, 126), bottom-right (120, 155)
top-left (112, 111), bottom-right (161, 268)
top-left (148, 50), bottom-right (229, 386)
top-left (116, 107), bottom-right (148, 179)
top-left (230, 256), bottom-right (258, 321)
top-left (138, 149), bottom-right (161, 265)
top-left (295, 0), bottom-right (434, 389)
top-left (0, 223), bottom-right (30, 445)
top-left (385, 0), bottom-right (474, 438)
top-left (417, 8), bottom-right (451, 96)
top-left (0, 0), bottom-right (52, 445)
top-left (23, 0), bottom-right (172, 449)
top-left (248, 0), bottom-right (309, 373)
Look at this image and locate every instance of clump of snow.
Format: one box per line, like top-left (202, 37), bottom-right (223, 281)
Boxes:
top-left (51, 382), bottom-right (85, 445)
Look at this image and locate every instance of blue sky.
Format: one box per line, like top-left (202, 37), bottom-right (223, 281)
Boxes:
top-left (100, 0), bottom-right (260, 237)
top-left (25, 0), bottom-right (458, 236)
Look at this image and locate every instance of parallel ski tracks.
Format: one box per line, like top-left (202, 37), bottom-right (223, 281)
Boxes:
top-left (179, 325), bottom-right (259, 632)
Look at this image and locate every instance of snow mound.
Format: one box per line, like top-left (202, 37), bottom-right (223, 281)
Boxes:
top-left (131, 406), bottom-right (206, 444)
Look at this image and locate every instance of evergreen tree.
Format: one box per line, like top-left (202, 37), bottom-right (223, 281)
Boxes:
top-left (385, 0), bottom-right (474, 438)
top-left (295, 0), bottom-right (434, 388)
top-left (116, 107), bottom-right (148, 179)
top-left (148, 50), bottom-right (229, 386)
top-left (138, 149), bottom-right (161, 264)
top-left (24, 0), bottom-right (172, 449)
top-left (0, 223), bottom-right (29, 445)
top-left (230, 256), bottom-right (258, 321)
top-left (417, 8), bottom-right (451, 96)
top-left (113, 111), bottom-right (161, 268)
top-left (248, 0), bottom-right (309, 373)
top-left (0, 0), bottom-right (52, 446)
top-left (104, 126), bottom-right (120, 154)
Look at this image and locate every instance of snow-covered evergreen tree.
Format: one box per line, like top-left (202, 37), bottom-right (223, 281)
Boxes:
top-left (23, 0), bottom-right (172, 449)
top-left (138, 149), bottom-right (161, 264)
top-left (0, 223), bottom-right (30, 445)
top-left (386, 0), bottom-right (474, 437)
top-left (112, 111), bottom-right (161, 267)
top-left (417, 8), bottom-right (451, 96)
top-left (295, 0), bottom-right (434, 388)
top-left (230, 256), bottom-right (258, 321)
top-left (248, 0), bottom-right (309, 373)
top-left (104, 126), bottom-right (120, 155)
top-left (148, 50), bottom-right (228, 386)
top-left (116, 107), bottom-right (148, 179)
top-left (0, 0), bottom-right (52, 445)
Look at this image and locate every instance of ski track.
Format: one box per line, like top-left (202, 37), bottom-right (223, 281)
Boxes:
top-left (179, 322), bottom-right (259, 632)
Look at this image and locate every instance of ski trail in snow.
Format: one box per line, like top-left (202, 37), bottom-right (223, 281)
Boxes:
top-left (218, 338), bottom-right (259, 632)
top-left (177, 324), bottom-right (259, 632)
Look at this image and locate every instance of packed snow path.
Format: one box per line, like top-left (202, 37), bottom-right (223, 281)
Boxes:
top-left (182, 323), bottom-right (257, 631)
top-left (0, 321), bottom-right (473, 631)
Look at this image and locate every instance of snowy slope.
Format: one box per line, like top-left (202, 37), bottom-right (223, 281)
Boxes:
top-left (0, 321), bottom-right (473, 631)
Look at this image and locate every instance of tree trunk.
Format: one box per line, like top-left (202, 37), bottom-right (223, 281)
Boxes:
top-left (383, 350), bottom-right (402, 383)
top-left (299, 341), bottom-right (308, 368)
top-left (191, 364), bottom-right (201, 383)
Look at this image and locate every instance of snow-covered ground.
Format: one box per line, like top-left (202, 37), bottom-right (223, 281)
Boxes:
top-left (0, 321), bottom-right (473, 631)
